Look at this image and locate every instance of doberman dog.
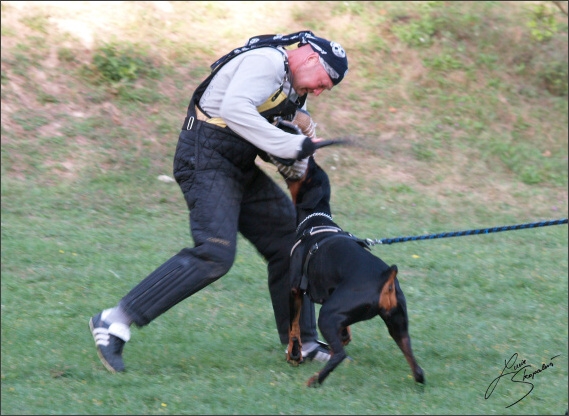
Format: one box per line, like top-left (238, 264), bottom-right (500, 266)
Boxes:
top-left (285, 156), bottom-right (425, 387)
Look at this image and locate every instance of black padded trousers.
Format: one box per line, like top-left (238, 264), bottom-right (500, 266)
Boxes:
top-left (119, 124), bottom-right (318, 344)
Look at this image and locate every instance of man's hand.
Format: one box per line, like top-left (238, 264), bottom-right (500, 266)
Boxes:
top-left (267, 154), bottom-right (308, 181)
top-left (268, 111), bottom-right (322, 181)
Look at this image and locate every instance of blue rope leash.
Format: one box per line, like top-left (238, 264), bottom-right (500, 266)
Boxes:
top-left (366, 218), bottom-right (568, 246)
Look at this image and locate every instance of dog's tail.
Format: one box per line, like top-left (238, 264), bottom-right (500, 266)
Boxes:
top-left (379, 265), bottom-right (398, 311)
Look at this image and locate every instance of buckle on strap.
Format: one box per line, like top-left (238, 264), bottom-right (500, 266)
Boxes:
top-left (183, 116), bottom-right (195, 130)
top-left (182, 105), bottom-right (228, 131)
top-left (290, 226), bottom-right (342, 256)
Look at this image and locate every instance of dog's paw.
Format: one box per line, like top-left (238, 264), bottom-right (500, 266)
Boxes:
top-left (414, 367), bottom-right (425, 384)
top-left (306, 374), bottom-right (321, 388)
top-left (286, 349), bottom-right (304, 366)
top-left (287, 337), bottom-right (303, 364)
top-left (287, 357), bottom-right (303, 367)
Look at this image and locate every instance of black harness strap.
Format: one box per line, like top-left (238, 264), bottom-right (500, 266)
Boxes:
top-left (182, 46), bottom-right (305, 132)
top-left (292, 227), bottom-right (371, 292)
top-left (290, 225), bottom-right (342, 255)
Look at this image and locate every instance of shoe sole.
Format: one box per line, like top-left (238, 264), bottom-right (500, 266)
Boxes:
top-left (89, 317), bottom-right (120, 374)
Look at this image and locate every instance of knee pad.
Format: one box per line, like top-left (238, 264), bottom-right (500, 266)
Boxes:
top-left (120, 244), bottom-right (235, 326)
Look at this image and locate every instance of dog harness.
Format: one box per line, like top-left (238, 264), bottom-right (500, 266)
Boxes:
top-left (291, 222), bottom-right (371, 297)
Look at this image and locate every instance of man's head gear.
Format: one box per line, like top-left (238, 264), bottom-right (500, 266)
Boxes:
top-left (300, 33), bottom-right (348, 86)
top-left (210, 31), bottom-right (348, 86)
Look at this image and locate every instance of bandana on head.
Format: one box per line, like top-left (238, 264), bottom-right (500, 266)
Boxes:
top-left (210, 31), bottom-right (349, 86)
top-left (301, 33), bottom-right (348, 86)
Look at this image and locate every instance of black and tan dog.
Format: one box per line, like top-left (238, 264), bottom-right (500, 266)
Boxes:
top-left (285, 156), bottom-right (425, 387)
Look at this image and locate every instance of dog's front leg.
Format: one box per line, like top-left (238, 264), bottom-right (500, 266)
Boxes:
top-left (287, 288), bottom-right (303, 365)
top-left (340, 326), bottom-right (352, 346)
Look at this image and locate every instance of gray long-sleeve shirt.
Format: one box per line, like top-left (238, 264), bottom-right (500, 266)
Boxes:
top-left (199, 47), bottom-right (307, 160)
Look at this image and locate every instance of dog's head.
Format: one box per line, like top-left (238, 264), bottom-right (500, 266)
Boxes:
top-left (286, 156), bottom-right (331, 219)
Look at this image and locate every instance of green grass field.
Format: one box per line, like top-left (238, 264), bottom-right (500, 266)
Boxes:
top-left (1, 1), bottom-right (567, 414)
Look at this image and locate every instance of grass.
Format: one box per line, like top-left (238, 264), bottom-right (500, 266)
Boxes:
top-left (1, 1), bottom-right (568, 415)
top-left (1, 175), bottom-right (567, 415)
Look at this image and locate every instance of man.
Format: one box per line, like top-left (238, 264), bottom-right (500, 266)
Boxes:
top-left (89, 31), bottom-right (349, 372)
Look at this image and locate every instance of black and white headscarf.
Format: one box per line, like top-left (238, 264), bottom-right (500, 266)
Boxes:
top-left (210, 31), bottom-right (348, 85)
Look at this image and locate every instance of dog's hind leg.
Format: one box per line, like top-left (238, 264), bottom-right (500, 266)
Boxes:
top-left (393, 332), bottom-right (424, 384)
top-left (382, 309), bottom-right (425, 383)
top-left (381, 310), bottom-right (424, 383)
top-left (307, 306), bottom-right (348, 387)
top-left (287, 288), bottom-right (304, 365)
top-left (380, 276), bottom-right (425, 384)
top-left (307, 349), bottom-right (346, 387)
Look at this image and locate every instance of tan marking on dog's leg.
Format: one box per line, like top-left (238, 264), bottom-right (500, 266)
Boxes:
top-left (341, 326), bottom-right (352, 346)
top-left (287, 289), bottom-right (303, 364)
top-left (379, 267), bottom-right (398, 311)
top-left (286, 180), bottom-right (301, 205)
top-left (285, 173), bottom-right (307, 205)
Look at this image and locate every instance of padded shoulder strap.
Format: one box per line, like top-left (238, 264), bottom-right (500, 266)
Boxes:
top-left (210, 31), bottom-right (315, 71)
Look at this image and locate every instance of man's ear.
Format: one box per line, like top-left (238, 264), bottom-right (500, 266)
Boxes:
top-left (304, 52), bottom-right (320, 67)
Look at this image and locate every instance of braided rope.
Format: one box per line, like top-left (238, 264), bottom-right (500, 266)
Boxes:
top-left (366, 218), bottom-right (568, 246)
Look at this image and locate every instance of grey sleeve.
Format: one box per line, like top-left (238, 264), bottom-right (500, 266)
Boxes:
top-left (200, 50), bottom-right (307, 159)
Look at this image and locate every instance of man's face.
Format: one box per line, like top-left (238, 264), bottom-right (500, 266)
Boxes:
top-left (292, 53), bottom-right (334, 97)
